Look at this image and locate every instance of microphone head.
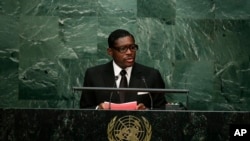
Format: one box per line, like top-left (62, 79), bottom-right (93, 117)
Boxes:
top-left (136, 73), bottom-right (145, 80)
top-left (114, 76), bottom-right (119, 80)
top-left (141, 76), bottom-right (146, 82)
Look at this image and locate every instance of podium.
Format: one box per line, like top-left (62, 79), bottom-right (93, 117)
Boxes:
top-left (1, 108), bottom-right (250, 140)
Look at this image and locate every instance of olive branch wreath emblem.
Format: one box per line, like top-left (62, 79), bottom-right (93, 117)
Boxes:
top-left (107, 115), bottom-right (152, 141)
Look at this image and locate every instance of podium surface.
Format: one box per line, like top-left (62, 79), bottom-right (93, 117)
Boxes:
top-left (1, 108), bottom-right (249, 141)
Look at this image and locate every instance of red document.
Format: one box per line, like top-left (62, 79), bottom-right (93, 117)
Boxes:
top-left (103, 101), bottom-right (137, 110)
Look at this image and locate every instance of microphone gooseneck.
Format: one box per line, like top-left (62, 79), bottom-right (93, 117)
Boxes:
top-left (109, 76), bottom-right (118, 109)
top-left (141, 76), bottom-right (153, 110)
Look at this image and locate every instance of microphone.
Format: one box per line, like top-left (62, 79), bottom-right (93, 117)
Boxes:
top-left (141, 76), bottom-right (153, 110)
top-left (109, 76), bottom-right (118, 109)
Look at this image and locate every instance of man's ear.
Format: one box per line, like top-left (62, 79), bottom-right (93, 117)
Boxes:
top-left (107, 48), bottom-right (113, 57)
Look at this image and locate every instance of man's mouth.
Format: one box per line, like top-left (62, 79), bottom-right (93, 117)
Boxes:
top-left (125, 57), bottom-right (134, 63)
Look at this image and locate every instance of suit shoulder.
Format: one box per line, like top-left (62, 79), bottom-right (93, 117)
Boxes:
top-left (85, 62), bottom-right (111, 74)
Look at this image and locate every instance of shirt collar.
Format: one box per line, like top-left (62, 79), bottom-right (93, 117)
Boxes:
top-left (112, 61), bottom-right (132, 78)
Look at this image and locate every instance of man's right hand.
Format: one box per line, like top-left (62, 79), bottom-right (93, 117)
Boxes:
top-left (97, 103), bottom-right (105, 109)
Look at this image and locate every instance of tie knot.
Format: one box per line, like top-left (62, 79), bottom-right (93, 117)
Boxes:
top-left (120, 70), bottom-right (127, 76)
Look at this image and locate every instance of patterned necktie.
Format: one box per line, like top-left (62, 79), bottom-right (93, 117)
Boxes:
top-left (119, 70), bottom-right (127, 103)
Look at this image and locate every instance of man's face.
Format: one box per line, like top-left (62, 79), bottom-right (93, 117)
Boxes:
top-left (107, 36), bottom-right (137, 69)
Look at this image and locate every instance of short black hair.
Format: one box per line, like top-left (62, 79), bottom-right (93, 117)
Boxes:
top-left (108, 29), bottom-right (135, 48)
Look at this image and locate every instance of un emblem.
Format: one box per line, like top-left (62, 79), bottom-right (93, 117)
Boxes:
top-left (107, 115), bottom-right (152, 141)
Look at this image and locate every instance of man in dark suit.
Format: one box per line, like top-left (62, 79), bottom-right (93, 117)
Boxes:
top-left (80, 29), bottom-right (166, 110)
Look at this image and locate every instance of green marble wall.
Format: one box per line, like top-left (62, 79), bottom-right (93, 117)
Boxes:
top-left (0, 0), bottom-right (249, 110)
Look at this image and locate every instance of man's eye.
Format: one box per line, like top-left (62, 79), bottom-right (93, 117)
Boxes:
top-left (130, 46), bottom-right (135, 49)
top-left (120, 47), bottom-right (127, 51)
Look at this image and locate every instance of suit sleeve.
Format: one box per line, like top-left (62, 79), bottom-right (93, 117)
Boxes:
top-left (151, 70), bottom-right (167, 109)
top-left (80, 69), bottom-right (97, 109)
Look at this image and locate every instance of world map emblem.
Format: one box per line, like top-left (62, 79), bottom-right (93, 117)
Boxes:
top-left (107, 115), bottom-right (152, 141)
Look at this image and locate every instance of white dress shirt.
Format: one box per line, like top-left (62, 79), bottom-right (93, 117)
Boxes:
top-left (112, 61), bottom-right (132, 87)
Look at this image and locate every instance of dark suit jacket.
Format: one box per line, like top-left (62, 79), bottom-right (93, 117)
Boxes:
top-left (80, 61), bottom-right (166, 109)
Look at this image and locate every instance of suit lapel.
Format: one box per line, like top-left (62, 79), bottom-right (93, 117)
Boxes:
top-left (129, 63), bottom-right (143, 88)
top-left (103, 61), bottom-right (116, 87)
top-left (125, 63), bottom-right (143, 102)
top-left (102, 61), bottom-right (121, 102)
